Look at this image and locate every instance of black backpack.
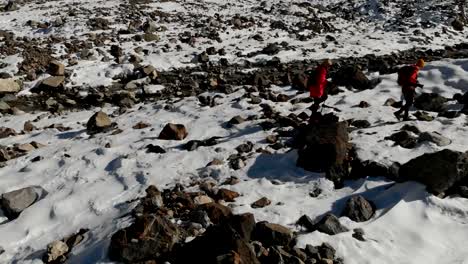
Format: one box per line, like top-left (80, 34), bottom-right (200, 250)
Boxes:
top-left (397, 65), bottom-right (415, 86)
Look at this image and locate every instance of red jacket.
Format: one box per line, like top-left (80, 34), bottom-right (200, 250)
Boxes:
top-left (309, 65), bottom-right (328, 98)
top-left (401, 65), bottom-right (420, 90)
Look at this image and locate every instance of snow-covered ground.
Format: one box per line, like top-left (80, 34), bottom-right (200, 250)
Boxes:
top-left (1, 58), bottom-right (468, 263)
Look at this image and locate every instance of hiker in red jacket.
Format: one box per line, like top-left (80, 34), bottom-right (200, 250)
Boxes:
top-left (394, 59), bottom-right (425, 121)
top-left (309, 59), bottom-right (332, 115)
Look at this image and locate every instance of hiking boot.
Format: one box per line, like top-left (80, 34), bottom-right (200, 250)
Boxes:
top-left (393, 111), bottom-right (402, 120)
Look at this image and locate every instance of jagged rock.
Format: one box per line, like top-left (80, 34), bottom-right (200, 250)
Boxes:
top-left (414, 93), bottom-right (447, 112)
top-left (86, 111), bottom-right (112, 134)
top-left (43, 240), bottom-right (69, 264)
top-left (39, 76), bottom-right (65, 90)
top-left (229, 213), bottom-right (256, 241)
top-left (158, 123), bottom-right (188, 140)
top-left (296, 215), bottom-right (315, 231)
top-left (251, 197), bottom-right (271, 208)
top-left (0, 147), bottom-right (10, 161)
top-left (109, 214), bottom-right (180, 263)
top-left (1, 186), bottom-right (47, 220)
top-left (418, 132), bottom-right (451, 146)
top-left (399, 149), bottom-right (468, 195)
top-left (254, 221), bottom-right (293, 247)
top-left (216, 188), bottom-right (240, 202)
top-left (48, 61), bottom-right (65, 76)
top-left (200, 202), bottom-right (233, 224)
top-left (0, 79), bottom-right (20, 94)
top-left (207, 158), bottom-right (224, 166)
top-left (236, 142), bottom-right (253, 153)
top-left (341, 195), bottom-right (375, 222)
top-left (146, 144), bottom-right (166, 154)
top-left (0, 100), bottom-right (10, 113)
top-left (401, 124), bottom-right (420, 134)
top-left (352, 228), bottom-right (365, 241)
top-left (315, 213), bottom-right (348, 235)
top-left (297, 121), bottom-right (349, 187)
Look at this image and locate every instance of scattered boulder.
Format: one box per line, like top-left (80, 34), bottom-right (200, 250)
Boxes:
top-left (452, 18), bottom-right (464, 31)
top-left (251, 197), bottom-right (271, 208)
top-left (48, 61), bottom-right (65, 76)
top-left (23, 121), bottom-right (35, 132)
top-left (216, 188), bottom-right (240, 202)
top-left (0, 127), bottom-right (17, 138)
top-left (333, 66), bottom-right (381, 90)
top-left (86, 111), bottom-right (112, 134)
top-left (418, 132), bottom-right (451, 147)
top-left (297, 121), bottom-right (349, 187)
top-left (351, 119), bottom-right (371, 128)
top-left (200, 202), bottom-right (233, 224)
top-left (315, 213), bottom-right (348, 235)
top-left (414, 93), bottom-right (447, 112)
top-left (385, 131), bottom-right (417, 149)
top-left (43, 240), bottom-right (68, 264)
top-left (228, 115), bottom-right (246, 126)
top-left (352, 228), bottom-right (365, 241)
top-left (341, 195), bottom-right (375, 222)
top-left (399, 149), bottom-right (468, 195)
top-left (38, 76), bottom-right (65, 91)
top-left (132, 121), bottom-right (150, 129)
top-left (0, 79), bottom-right (20, 94)
top-left (146, 144), bottom-right (166, 154)
top-left (1, 186), bottom-right (47, 220)
top-left (194, 195), bottom-right (214, 205)
top-left (158, 123), bottom-right (188, 140)
top-left (254, 221), bottom-right (294, 247)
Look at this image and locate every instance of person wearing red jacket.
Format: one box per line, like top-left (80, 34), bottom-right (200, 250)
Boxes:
top-left (308, 59), bottom-right (332, 115)
top-left (394, 59), bottom-right (425, 120)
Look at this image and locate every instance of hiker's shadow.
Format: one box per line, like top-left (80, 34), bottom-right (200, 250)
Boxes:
top-left (246, 151), bottom-right (322, 184)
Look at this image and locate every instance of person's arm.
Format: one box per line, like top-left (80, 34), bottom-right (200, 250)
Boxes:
top-left (408, 68), bottom-right (423, 87)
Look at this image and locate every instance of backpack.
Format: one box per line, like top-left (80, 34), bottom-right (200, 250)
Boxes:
top-left (397, 65), bottom-right (415, 86)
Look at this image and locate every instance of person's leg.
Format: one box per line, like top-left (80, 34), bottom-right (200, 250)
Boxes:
top-left (402, 90), bottom-right (415, 120)
top-left (310, 98), bottom-right (320, 114)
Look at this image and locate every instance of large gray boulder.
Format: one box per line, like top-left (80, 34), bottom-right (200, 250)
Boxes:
top-left (1, 186), bottom-right (47, 220)
top-left (399, 149), bottom-right (468, 195)
top-left (414, 93), bottom-right (447, 112)
top-left (315, 213), bottom-right (348, 235)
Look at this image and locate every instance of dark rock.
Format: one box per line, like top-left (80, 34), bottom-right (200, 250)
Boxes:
top-left (48, 61), bottom-right (65, 76)
top-left (351, 120), bottom-right (370, 128)
top-left (341, 195), bottom-right (375, 222)
top-left (262, 43), bottom-right (280, 55)
top-left (108, 214), bottom-right (180, 263)
top-left (358, 101), bottom-right (370, 108)
top-left (318, 242), bottom-right (336, 260)
top-left (229, 213), bottom-right (256, 241)
top-left (352, 228), bottom-right (365, 241)
top-left (399, 149), bottom-right (468, 195)
top-left (236, 141), bottom-right (253, 153)
top-left (414, 93), bottom-right (447, 112)
top-left (334, 66), bottom-right (381, 90)
top-left (438, 111), bottom-right (460, 119)
top-left (297, 121), bottom-right (349, 187)
top-left (296, 215), bottom-right (315, 231)
top-left (384, 131), bottom-right (418, 149)
top-left (254, 221), bottom-right (294, 247)
top-left (133, 121), bottom-right (151, 129)
top-left (452, 18), bottom-right (464, 31)
top-left (0, 127), bottom-right (17, 138)
top-left (146, 144), bottom-right (166, 154)
top-left (158, 123), bottom-right (188, 140)
top-left (401, 124), bottom-right (420, 134)
top-left (315, 213), bottom-right (348, 235)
